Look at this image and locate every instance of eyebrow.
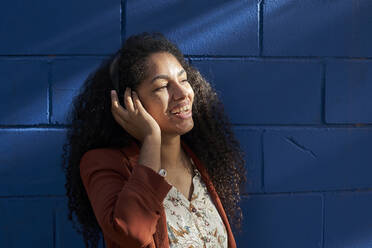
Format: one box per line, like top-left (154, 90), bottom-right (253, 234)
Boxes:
top-left (150, 69), bottom-right (186, 84)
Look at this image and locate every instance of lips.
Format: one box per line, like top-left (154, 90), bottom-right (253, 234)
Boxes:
top-left (168, 101), bottom-right (192, 119)
top-left (171, 107), bottom-right (192, 119)
top-left (170, 105), bottom-right (190, 114)
top-left (169, 101), bottom-right (190, 114)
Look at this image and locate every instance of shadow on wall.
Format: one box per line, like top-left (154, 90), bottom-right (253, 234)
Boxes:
top-left (0, 0), bottom-right (120, 54)
top-left (0, 60), bottom-right (49, 125)
top-left (263, 0), bottom-right (372, 56)
top-left (126, 0), bottom-right (259, 55)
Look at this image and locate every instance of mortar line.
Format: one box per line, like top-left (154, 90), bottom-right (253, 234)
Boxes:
top-left (321, 193), bottom-right (325, 248)
top-left (321, 60), bottom-right (327, 124)
top-left (258, 0), bottom-right (264, 56)
top-left (120, 0), bottom-right (126, 43)
top-left (1, 54), bottom-right (372, 60)
top-left (0, 195), bottom-right (66, 198)
top-left (47, 60), bottom-right (53, 124)
top-left (0, 125), bottom-right (69, 130)
top-left (53, 206), bottom-right (56, 248)
top-left (261, 130), bottom-right (265, 192)
top-left (243, 187), bottom-right (372, 195)
top-left (2, 123), bottom-right (372, 129)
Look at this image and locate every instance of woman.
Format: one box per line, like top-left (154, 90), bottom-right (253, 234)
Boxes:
top-left (62, 32), bottom-right (247, 248)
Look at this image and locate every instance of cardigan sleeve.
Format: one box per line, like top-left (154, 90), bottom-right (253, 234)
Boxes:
top-left (79, 148), bottom-right (172, 247)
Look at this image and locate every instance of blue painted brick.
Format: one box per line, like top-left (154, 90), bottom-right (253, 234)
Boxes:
top-left (264, 129), bottom-right (372, 192)
top-left (0, 129), bottom-right (67, 196)
top-left (326, 59), bottom-right (372, 124)
top-left (234, 127), bottom-right (262, 193)
top-left (54, 197), bottom-right (110, 248)
top-left (55, 197), bottom-right (86, 248)
top-left (263, 0), bottom-right (372, 57)
top-left (324, 191), bottom-right (372, 248)
top-left (0, 59), bottom-right (48, 125)
top-left (126, 0), bottom-right (258, 56)
top-left (236, 194), bottom-right (322, 248)
top-left (191, 59), bottom-right (322, 124)
top-left (0, 0), bottom-right (120, 55)
top-left (0, 198), bottom-right (54, 247)
top-left (51, 58), bottom-right (105, 124)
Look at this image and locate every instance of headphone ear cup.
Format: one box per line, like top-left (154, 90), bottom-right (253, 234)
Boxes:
top-left (109, 52), bottom-right (121, 95)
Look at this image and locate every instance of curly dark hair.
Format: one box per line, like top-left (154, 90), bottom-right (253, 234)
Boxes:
top-left (62, 32), bottom-right (247, 248)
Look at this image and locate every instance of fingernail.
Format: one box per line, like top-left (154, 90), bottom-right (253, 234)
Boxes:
top-left (111, 90), bottom-right (115, 95)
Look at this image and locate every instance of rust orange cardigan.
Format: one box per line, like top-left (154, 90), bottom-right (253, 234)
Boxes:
top-left (80, 139), bottom-right (237, 248)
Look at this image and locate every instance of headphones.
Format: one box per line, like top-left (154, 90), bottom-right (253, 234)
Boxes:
top-left (109, 52), bottom-right (121, 93)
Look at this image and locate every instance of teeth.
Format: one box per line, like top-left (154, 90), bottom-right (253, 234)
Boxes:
top-left (171, 105), bottom-right (190, 114)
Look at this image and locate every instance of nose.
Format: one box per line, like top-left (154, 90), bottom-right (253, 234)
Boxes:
top-left (172, 80), bottom-right (189, 100)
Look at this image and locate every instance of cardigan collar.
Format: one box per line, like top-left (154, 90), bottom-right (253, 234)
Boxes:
top-left (120, 139), bottom-right (236, 248)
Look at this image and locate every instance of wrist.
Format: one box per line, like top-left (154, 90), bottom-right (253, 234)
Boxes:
top-left (138, 134), bottom-right (161, 173)
top-left (143, 133), bottom-right (161, 145)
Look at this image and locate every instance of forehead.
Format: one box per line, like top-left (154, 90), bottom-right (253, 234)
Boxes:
top-left (145, 52), bottom-right (184, 75)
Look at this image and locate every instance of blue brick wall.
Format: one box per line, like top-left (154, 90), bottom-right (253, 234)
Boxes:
top-left (1, 0), bottom-right (372, 247)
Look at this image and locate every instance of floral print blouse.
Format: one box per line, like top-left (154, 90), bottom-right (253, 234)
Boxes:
top-left (163, 158), bottom-right (228, 248)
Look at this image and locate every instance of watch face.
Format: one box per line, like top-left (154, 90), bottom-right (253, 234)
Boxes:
top-left (158, 168), bottom-right (167, 177)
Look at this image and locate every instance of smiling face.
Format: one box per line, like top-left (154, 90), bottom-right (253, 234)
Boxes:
top-left (136, 52), bottom-right (194, 136)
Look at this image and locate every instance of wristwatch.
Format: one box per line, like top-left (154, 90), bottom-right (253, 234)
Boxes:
top-left (158, 168), bottom-right (167, 177)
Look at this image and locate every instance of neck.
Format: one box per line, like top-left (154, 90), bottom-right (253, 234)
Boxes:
top-left (160, 134), bottom-right (183, 171)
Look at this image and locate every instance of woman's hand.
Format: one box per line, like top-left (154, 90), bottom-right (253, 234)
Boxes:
top-left (111, 88), bottom-right (161, 143)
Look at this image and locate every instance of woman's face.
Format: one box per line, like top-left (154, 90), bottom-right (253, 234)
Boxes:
top-left (136, 52), bottom-right (194, 136)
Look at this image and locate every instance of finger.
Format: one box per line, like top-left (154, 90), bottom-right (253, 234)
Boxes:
top-left (112, 103), bottom-right (130, 121)
top-left (112, 110), bottom-right (140, 139)
top-left (111, 110), bottom-right (128, 127)
top-left (132, 91), bottom-right (145, 113)
top-left (124, 87), bottom-right (135, 112)
top-left (111, 90), bottom-right (119, 108)
top-left (111, 91), bottom-right (130, 120)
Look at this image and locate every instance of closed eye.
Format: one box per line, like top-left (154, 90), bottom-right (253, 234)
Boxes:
top-left (155, 84), bottom-right (168, 91)
top-left (154, 80), bottom-right (188, 92)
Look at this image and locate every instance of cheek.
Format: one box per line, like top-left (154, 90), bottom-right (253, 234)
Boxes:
top-left (188, 87), bottom-right (195, 102)
top-left (145, 95), bottom-right (169, 117)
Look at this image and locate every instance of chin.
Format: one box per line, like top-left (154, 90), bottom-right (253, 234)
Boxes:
top-left (165, 119), bottom-right (194, 136)
top-left (180, 123), bottom-right (194, 135)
